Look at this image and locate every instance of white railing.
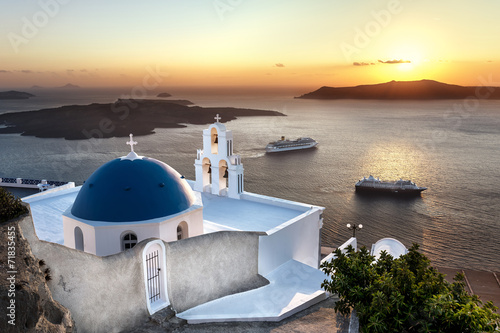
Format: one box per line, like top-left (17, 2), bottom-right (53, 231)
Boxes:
top-left (321, 237), bottom-right (357, 264)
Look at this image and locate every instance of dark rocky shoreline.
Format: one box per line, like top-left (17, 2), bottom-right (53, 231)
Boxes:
top-left (0, 91), bottom-right (35, 100)
top-left (0, 99), bottom-right (285, 140)
top-left (296, 79), bottom-right (500, 100)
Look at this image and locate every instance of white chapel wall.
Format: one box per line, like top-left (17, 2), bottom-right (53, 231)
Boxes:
top-left (258, 208), bottom-right (323, 276)
top-left (20, 210), bottom-right (149, 333)
top-left (19, 206), bottom-right (269, 332)
top-left (165, 230), bottom-right (268, 313)
top-left (158, 207), bottom-right (204, 242)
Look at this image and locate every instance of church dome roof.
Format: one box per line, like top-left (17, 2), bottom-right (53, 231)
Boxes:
top-left (71, 157), bottom-right (195, 222)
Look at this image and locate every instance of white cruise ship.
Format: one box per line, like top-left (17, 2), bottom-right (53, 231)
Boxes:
top-left (265, 136), bottom-right (318, 153)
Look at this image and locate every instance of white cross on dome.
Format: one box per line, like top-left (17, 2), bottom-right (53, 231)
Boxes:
top-left (127, 133), bottom-right (138, 153)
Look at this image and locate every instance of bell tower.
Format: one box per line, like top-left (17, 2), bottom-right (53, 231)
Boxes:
top-left (194, 114), bottom-right (244, 199)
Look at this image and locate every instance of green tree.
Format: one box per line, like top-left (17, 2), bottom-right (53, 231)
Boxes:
top-left (321, 244), bottom-right (500, 333)
top-left (0, 187), bottom-right (28, 222)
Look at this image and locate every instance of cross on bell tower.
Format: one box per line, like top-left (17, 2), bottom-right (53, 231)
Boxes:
top-left (194, 116), bottom-right (244, 199)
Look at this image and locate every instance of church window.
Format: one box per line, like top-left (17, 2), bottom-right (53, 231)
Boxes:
top-left (177, 221), bottom-right (189, 240)
top-left (122, 232), bottom-right (138, 250)
top-left (74, 226), bottom-right (84, 251)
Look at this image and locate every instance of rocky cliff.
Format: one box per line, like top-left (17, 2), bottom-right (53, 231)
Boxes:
top-left (0, 213), bottom-right (75, 333)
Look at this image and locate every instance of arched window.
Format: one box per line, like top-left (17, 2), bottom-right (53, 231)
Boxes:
top-left (177, 221), bottom-right (189, 240)
top-left (122, 232), bottom-right (138, 250)
top-left (74, 226), bottom-right (84, 251)
top-left (177, 226), bottom-right (183, 240)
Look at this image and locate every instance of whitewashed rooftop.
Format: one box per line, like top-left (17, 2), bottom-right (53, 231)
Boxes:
top-left (201, 192), bottom-right (310, 234)
top-left (23, 184), bottom-right (80, 244)
top-left (177, 259), bottom-right (327, 323)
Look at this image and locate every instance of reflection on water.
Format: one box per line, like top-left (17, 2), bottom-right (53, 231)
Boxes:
top-left (358, 141), bottom-right (429, 183)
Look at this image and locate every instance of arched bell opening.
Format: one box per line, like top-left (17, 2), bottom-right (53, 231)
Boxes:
top-left (202, 157), bottom-right (212, 192)
top-left (211, 127), bottom-right (218, 154)
top-left (219, 160), bottom-right (229, 195)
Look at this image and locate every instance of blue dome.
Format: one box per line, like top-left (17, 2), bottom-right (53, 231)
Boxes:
top-left (71, 157), bottom-right (195, 222)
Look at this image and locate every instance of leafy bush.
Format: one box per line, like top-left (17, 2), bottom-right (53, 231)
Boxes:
top-left (321, 244), bottom-right (500, 333)
top-left (0, 187), bottom-right (28, 222)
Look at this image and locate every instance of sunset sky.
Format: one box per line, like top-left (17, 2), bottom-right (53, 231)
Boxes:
top-left (1, 0), bottom-right (499, 90)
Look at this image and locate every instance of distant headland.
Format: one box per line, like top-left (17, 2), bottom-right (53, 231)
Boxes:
top-left (57, 83), bottom-right (80, 89)
top-left (0, 91), bottom-right (35, 100)
top-left (296, 80), bottom-right (500, 100)
top-left (0, 99), bottom-right (284, 140)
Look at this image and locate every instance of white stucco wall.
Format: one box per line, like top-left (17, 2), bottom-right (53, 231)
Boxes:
top-left (19, 208), bottom-right (268, 332)
top-left (258, 208), bottom-right (323, 276)
top-left (63, 216), bottom-right (97, 254)
top-left (159, 207), bottom-right (204, 242)
top-left (20, 212), bottom-right (150, 333)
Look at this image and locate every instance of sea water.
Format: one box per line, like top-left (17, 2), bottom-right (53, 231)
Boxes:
top-left (1, 89), bottom-right (499, 271)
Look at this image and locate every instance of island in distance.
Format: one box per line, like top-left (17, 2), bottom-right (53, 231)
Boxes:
top-left (57, 83), bottom-right (80, 89)
top-left (0, 91), bottom-right (35, 100)
top-left (0, 99), bottom-right (284, 140)
top-left (296, 79), bottom-right (500, 100)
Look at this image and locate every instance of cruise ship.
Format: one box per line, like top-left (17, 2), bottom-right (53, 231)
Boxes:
top-left (265, 136), bottom-right (318, 153)
top-left (355, 175), bottom-right (427, 195)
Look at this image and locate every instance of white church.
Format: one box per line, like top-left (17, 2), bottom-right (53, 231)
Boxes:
top-left (22, 115), bottom-right (328, 332)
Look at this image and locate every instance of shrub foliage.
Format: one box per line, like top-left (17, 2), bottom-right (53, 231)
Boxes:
top-left (321, 244), bottom-right (500, 332)
top-left (0, 187), bottom-right (28, 222)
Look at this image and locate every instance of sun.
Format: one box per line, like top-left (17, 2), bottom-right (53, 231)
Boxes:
top-left (398, 61), bottom-right (415, 71)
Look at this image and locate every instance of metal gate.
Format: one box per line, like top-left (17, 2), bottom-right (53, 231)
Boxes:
top-left (146, 250), bottom-right (161, 303)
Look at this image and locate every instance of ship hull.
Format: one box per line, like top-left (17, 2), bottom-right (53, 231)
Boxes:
top-left (265, 142), bottom-right (318, 153)
top-left (355, 185), bottom-right (426, 196)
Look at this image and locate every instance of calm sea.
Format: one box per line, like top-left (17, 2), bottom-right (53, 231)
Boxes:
top-left (1, 88), bottom-right (499, 271)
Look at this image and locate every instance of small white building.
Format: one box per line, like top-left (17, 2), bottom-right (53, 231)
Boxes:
top-left (23, 115), bottom-right (327, 327)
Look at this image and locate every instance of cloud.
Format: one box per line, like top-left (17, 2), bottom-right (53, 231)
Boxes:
top-left (0, 70), bottom-right (11, 73)
top-left (80, 69), bottom-right (87, 72)
top-left (378, 59), bottom-right (411, 64)
top-left (19, 70), bottom-right (34, 74)
top-left (353, 62), bottom-right (375, 66)
top-left (274, 63), bottom-right (285, 68)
